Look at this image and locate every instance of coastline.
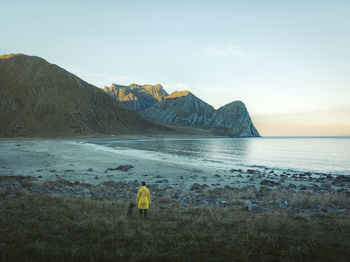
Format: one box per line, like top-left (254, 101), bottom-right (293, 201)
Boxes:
top-left (1, 138), bottom-right (349, 216)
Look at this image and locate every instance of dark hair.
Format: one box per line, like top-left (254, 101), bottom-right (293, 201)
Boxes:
top-left (141, 181), bottom-right (146, 186)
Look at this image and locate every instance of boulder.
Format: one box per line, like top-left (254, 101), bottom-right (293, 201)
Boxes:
top-left (333, 175), bottom-right (350, 184)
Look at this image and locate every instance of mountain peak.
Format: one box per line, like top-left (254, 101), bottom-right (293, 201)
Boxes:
top-left (104, 83), bottom-right (168, 111)
top-left (0, 53), bottom-right (25, 59)
top-left (167, 90), bottom-right (191, 99)
top-left (0, 54), bottom-right (167, 136)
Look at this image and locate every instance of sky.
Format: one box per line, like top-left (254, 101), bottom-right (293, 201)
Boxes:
top-left (1, 0), bottom-right (349, 136)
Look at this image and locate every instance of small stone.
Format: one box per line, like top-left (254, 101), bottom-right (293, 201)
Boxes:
top-left (247, 204), bottom-right (263, 213)
top-left (298, 184), bottom-right (308, 190)
top-left (288, 183), bottom-right (297, 189)
top-left (260, 179), bottom-right (280, 187)
top-left (87, 168), bottom-right (93, 172)
top-left (320, 183), bottom-right (331, 190)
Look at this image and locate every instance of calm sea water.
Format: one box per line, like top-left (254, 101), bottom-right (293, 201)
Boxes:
top-left (86, 137), bottom-right (350, 175)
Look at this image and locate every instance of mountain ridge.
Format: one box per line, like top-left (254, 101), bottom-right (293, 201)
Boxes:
top-left (0, 54), bottom-right (172, 136)
top-left (103, 83), bottom-right (168, 112)
top-left (104, 82), bottom-right (260, 137)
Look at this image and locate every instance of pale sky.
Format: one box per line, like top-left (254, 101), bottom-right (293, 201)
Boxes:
top-left (1, 0), bottom-right (349, 136)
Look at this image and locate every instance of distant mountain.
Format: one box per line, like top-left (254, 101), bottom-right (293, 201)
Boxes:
top-left (140, 90), bottom-right (259, 137)
top-left (103, 83), bottom-right (168, 112)
top-left (213, 101), bottom-right (260, 137)
top-left (141, 91), bottom-right (216, 127)
top-left (0, 54), bottom-right (171, 136)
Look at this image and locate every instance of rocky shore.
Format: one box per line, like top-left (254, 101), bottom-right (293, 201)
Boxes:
top-left (1, 139), bottom-right (349, 217)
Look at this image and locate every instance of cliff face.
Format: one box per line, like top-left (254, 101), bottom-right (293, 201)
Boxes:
top-left (140, 91), bottom-right (216, 128)
top-left (0, 54), bottom-right (170, 136)
top-left (140, 91), bottom-right (260, 137)
top-left (213, 101), bottom-right (260, 137)
top-left (103, 83), bottom-right (168, 112)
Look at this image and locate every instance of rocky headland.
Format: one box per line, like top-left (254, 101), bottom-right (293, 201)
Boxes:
top-left (105, 84), bottom-right (260, 137)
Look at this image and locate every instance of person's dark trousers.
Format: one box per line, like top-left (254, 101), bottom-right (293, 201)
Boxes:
top-left (139, 209), bottom-right (147, 219)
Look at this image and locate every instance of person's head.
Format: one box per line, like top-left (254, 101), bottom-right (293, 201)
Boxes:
top-left (141, 181), bottom-right (146, 186)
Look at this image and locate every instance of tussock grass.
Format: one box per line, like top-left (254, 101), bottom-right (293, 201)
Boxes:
top-left (0, 193), bottom-right (350, 261)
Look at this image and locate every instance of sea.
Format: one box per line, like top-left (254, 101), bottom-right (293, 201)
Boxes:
top-left (85, 137), bottom-right (350, 176)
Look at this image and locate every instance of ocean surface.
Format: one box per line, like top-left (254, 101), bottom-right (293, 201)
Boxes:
top-left (85, 137), bottom-right (350, 175)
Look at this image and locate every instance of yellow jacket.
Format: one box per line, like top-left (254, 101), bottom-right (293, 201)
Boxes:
top-left (136, 186), bottom-right (151, 209)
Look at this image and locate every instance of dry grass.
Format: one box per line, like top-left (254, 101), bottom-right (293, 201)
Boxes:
top-left (0, 192), bottom-right (350, 261)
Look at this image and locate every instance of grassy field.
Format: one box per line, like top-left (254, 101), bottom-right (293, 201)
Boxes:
top-left (0, 193), bottom-right (350, 262)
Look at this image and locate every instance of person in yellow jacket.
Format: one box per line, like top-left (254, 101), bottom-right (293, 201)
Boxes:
top-left (136, 181), bottom-right (151, 219)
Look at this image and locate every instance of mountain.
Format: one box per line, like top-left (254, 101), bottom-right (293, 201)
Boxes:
top-left (140, 91), bottom-right (216, 127)
top-left (0, 54), bottom-right (171, 136)
top-left (140, 91), bottom-right (260, 137)
top-left (213, 101), bottom-right (260, 137)
top-left (103, 83), bottom-right (168, 112)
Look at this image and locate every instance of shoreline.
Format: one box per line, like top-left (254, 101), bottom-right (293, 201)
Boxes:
top-left (1, 138), bottom-right (349, 216)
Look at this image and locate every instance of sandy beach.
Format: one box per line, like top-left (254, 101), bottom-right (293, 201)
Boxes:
top-left (1, 138), bottom-right (350, 215)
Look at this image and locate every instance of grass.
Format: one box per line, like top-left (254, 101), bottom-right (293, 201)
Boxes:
top-left (0, 193), bottom-right (350, 262)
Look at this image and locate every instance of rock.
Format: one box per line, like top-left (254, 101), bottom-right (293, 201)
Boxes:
top-left (247, 169), bottom-right (255, 174)
top-left (224, 185), bottom-right (233, 191)
top-left (64, 170), bottom-right (74, 172)
top-left (87, 168), bottom-right (93, 172)
top-left (287, 183), bottom-right (297, 189)
top-left (49, 169), bottom-right (56, 172)
top-left (258, 186), bottom-right (270, 195)
top-left (320, 183), bottom-right (331, 190)
top-left (260, 179), bottom-right (280, 187)
top-left (106, 165), bottom-right (134, 172)
top-left (301, 210), bottom-right (328, 217)
top-left (247, 203), bottom-right (263, 213)
top-left (274, 199), bottom-right (288, 208)
top-left (214, 174), bottom-right (220, 178)
top-left (38, 175), bottom-right (42, 178)
top-left (298, 184), bottom-right (308, 190)
top-left (191, 183), bottom-right (208, 191)
top-left (333, 175), bottom-right (350, 184)
top-left (230, 169), bottom-right (242, 173)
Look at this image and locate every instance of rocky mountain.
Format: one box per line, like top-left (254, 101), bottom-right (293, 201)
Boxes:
top-left (140, 91), bottom-right (260, 137)
top-left (0, 54), bottom-right (171, 136)
top-left (141, 91), bottom-right (216, 127)
top-left (212, 101), bottom-right (260, 137)
top-left (103, 83), bottom-right (168, 112)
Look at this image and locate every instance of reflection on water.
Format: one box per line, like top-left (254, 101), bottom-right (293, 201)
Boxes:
top-left (87, 137), bottom-right (350, 175)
